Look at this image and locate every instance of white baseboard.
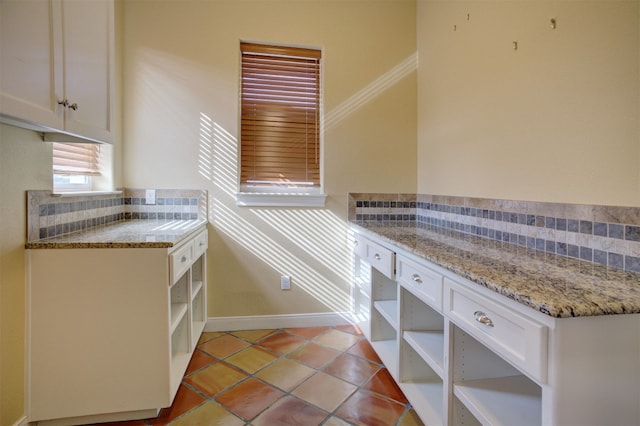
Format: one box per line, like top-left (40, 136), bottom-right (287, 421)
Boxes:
top-left (12, 415), bottom-right (27, 426)
top-left (205, 312), bottom-right (355, 332)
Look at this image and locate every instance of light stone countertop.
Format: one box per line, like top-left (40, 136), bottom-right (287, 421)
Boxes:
top-left (25, 219), bottom-right (208, 249)
top-left (351, 220), bottom-right (640, 318)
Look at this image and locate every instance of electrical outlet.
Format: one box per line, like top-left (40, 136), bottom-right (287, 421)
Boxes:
top-left (145, 189), bottom-right (156, 205)
top-left (280, 275), bottom-right (291, 290)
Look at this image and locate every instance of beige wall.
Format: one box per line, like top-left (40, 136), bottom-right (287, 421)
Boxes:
top-left (417, 0), bottom-right (640, 206)
top-left (0, 124), bottom-right (51, 425)
top-left (122, 0), bottom-right (418, 317)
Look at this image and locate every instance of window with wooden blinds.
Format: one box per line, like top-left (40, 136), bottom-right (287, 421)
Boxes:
top-left (240, 42), bottom-right (321, 190)
top-left (52, 142), bottom-right (100, 175)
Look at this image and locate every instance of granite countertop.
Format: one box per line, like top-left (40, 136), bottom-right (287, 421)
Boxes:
top-left (351, 220), bottom-right (640, 318)
top-left (26, 219), bottom-right (208, 249)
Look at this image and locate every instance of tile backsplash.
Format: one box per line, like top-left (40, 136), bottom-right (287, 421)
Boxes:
top-left (349, 193), bottom-right (640, 273)
top-left (27, 189), bottom-right (207, 242)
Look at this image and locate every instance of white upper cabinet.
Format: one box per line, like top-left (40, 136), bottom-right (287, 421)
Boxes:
top-left (0, 0), bottom-right (61, 130)
top-left (0, 0), bottom-right (114, 144)
top-left (61, 0), bottom-right (114, 143)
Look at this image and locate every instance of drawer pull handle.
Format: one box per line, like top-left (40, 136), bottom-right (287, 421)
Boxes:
top-left (474, 311), bottom-right (494, 327)
top-left (181, 256), bottom-right (187, 263)
top-left (354, 240), bottom-right (359, 246)
top-left (374, 253), bottom-right (381, 260)
top-left (411, 274), bottom-right (423, 284)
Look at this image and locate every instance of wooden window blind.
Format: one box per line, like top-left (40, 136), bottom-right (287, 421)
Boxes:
top-left (240, 42), bottom-right (321, 188)
top-left (52, 142), bottom-right (100, 175)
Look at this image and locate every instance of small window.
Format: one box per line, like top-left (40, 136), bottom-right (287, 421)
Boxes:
top-left (52, 142), bottom-right (100, 192)
top-left (237, 42), bottom-right (325, 207)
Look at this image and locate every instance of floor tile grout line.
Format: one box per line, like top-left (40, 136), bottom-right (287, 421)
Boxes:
top-left (395, 406), bottom-right (420, 426)
top-left (242, 368), bottom-right (361, 424)
top-left (251, 354), bottom-right (400, 422)
top-left (184, 329), bottom-right (322, 423)
top-left (245, 386), bottom-right (334, 425)
top-left (197, 327), bottom-right (376, 378)
top-left (189, 327), bottom-right (347, 423)
top-left (210, 333), bottom-right (343, 420)
top-left (174, 326), bottom-right (415, 425)
top-left (176, 381), bottom-right (247, 424)
top-left (194, 326), bottom-right (403, 405)
top-left (182, 355), bottom-right (322, 423)
top-left (180, 371), bottom-right (270, 424)
top-left (306, 327), bottom-right (417, 423)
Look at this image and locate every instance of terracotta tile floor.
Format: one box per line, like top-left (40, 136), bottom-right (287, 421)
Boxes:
top-left (100, 325), bottom-right (424, 426)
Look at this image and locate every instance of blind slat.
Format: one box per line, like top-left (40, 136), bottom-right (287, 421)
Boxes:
top-left (52, 142), bottom-right (100, 175)
top-left (240, 42), bottom-right (321, 187)
top-left (241, 42), bottom-right (321, 59)
top-left (242, 153), bottom-right (320, 162)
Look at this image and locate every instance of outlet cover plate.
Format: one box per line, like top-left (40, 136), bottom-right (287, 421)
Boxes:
top-left (281, 275), bottom-right (291, 290)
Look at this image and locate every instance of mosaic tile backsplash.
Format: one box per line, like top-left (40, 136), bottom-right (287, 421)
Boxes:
top-left (349, 193), bottom-right (640, 273)
top-left (27, 189), bottom-right (208, 242)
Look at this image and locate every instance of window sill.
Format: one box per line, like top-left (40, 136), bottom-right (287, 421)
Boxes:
top-left (52, 190), bottom-right (123, 198)
top-left (235, 192), bottom-right (327, 208)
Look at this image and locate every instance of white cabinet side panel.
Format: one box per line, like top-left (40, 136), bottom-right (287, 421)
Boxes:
top-left (27, 248), bottom-right (170, 422)
top-left (546, 314), bottom-right (640, 425)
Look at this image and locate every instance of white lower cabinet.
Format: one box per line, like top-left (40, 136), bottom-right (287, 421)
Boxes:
top-left (355, 233), bottom-right (399, 378)
top-left (450, 324), bottom-right (542, 425)
top-left (444, 279), bottom-right (547, 383)
top-left (352, 235), bottom-right (372, 340)
top-left (26, 228), bottom-right (208, 426)
top-left (353, 231), bottom-right (640, 426)
top-left (371, 268), bottom-right (399, 378)
top-left (399, 285), bottom-right (446, 425)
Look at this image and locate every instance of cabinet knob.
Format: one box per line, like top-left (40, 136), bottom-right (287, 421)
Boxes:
top-left (474, 310), bottom-right (494, 327)
top-left (374, 253), bottom-right (381, 260)
top-left (411, 274), bottom-right (423, 284)
top-left (68, 103), bottom-right (79, 111)
top-left (181, 256), bottom-right (187, 263)
top-left (57, 99), bottom-right (69, 107)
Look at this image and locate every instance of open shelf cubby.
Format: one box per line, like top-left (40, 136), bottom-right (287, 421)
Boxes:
top-left (450, 324), bottom-right (542, 426)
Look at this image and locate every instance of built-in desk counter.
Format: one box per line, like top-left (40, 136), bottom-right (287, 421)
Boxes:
top-left (351, 220), bottom-right (640, 318)
top-left (26, 218), bottom-right (207, 249)
top-left (350, 219), bottom-right (640, 426)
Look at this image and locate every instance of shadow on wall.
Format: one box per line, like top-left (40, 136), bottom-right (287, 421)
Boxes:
top-left (199, 112), bottom-right (352, 313)
top-left (324, 52), bottom-right (417, 132)
top-left (195, 51), bottom-right (418, 314)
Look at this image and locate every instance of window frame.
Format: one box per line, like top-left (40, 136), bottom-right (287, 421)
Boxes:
top-left (236, 41), bottom-right (326, 208)
top-left (52, 142), bottom-right (101, 193)
top-left (53, 174), bottom-right (93, 192)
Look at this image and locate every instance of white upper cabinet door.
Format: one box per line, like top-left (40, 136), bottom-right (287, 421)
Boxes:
top-left (0, 0), bottom-right (114, 144)
top-left (61, 0), bottom-right (114, 143)
top-left (0, 0), bottom-right (63, 130)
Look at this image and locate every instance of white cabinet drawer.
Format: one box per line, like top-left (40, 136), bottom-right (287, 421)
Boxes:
top-left (444, 278), bottom-right (548, 382)
top-left (170, 241), bottom-right (193, 284)
top-left (193, 230), bottom-right (208, 258)
top-left (364, 238), bottom-right (395, 279)
top-left (353, 233), bottom-right (367, 259)
top-left (396, 255), bottom-right (443, 311)
top-left (353, 232), bottom-right (395, 279)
